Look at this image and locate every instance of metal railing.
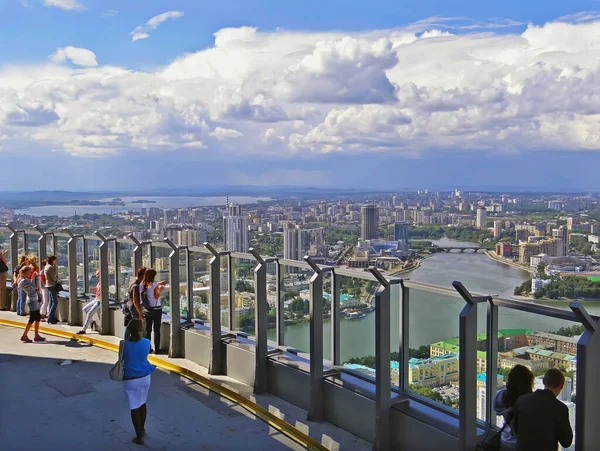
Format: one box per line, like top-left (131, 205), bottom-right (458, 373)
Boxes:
top-left (1, 224), bottom-right (598, 451)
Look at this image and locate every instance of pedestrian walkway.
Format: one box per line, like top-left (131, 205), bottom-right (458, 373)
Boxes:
top-left (0, 313), bottom-right (370, 451)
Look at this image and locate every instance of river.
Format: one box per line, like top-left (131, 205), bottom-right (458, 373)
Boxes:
top-left (15, 196), bottom-right (271, 217)
top-left (268, 238), bottom-right (596, 362)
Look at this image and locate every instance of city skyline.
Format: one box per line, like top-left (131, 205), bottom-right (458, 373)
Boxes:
top-left (1, 2), bottom-right (600, 190)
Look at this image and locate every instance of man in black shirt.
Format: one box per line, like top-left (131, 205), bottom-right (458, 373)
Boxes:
top-left (513, 368), bottom-right (573, 451)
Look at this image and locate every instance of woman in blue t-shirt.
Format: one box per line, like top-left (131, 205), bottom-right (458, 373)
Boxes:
top-left (123, 318), bottom-right (156, 445)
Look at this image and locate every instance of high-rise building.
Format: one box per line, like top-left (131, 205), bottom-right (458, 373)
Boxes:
top-left (223, 203), bottom-right (248, 253)
top-left (361, 205), bottom-right (378, 241)
top-left (165, 226), bottom-right (207, 247)
top-left (519, 242), bottom-right (540, 264)
top-left (394, 222), bottom-right (410, 243)
top-left (283, 222), bottom-right (300, 260)
top-left (493, 221), bottom-right (502, 240)
top-left (283, 223), bottom-right (327, 261)
top-left (476, 206), bottom-right (487, 229)
top-left (552, 227), bottom-right (568, 257)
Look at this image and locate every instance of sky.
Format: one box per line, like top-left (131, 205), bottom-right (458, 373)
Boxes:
top-left (1, 0), bottom-right (600, 192)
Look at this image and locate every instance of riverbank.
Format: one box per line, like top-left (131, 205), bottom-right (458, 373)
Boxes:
top-left (387, 257), bottom-right (426, 276)
top-left (485, 251), bottom-right (536, 275)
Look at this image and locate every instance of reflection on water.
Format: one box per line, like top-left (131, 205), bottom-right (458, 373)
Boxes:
top-left (272, 238), bottom-right (585, 361)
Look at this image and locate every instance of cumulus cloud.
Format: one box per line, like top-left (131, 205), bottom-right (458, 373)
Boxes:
top-left (131, 10), bottom-right (184, 42)
top-left (51, 46), bottom-right (98, 67)
top-left (2, 16), bottom-right (600, 157)
top-left (44, 0), bottom-right (84, 11)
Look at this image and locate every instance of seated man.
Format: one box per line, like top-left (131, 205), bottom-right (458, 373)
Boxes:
top-left (513, 368), bottom-right (573, 451)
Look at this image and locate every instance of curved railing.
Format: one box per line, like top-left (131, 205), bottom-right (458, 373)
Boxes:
top-left (1, 225), bottom-right (597, 451)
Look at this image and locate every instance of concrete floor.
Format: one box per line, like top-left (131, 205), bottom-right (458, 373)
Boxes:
top-left (0, 325), bottom-right (304, 451)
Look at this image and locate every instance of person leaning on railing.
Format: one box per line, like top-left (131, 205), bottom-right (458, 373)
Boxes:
top-left (44, 256), bottom-right (60, 324)
top-left (13, 254), bottom-right (27, 316)
top-left (0, 248), bottom-right (9, 311)
top-left (139, 269), bottom-right (167, 354)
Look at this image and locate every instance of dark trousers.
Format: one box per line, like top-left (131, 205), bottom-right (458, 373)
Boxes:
top-left (144, 308), bottom-right (162, 351)
top-left (124, 306), bottom-right (140, 340)
top-left (47, 287), bottom-right (59, 322)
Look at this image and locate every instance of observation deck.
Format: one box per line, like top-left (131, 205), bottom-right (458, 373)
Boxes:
top-left (1, 225), bottom-right (599, 451)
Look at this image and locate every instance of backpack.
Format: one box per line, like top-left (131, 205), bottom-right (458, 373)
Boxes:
top-left (140, 284), bottom-right (150, 309)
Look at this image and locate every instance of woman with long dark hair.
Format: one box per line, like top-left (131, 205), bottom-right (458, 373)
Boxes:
top-left (493, 364), bottom-right (534, 448)
top-left (139, 269), bottom-right (166, 354)
top-left (123, 318), bottom-right (156, 445)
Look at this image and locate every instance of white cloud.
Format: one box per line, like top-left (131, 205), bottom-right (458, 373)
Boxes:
top-left (102, 9), bottom-right (119, 17)
top-left (2, 16), bottom-right (600, 158)
top-left (210, 127), bottom-right (243, 140)
top-left (51, 46), bottom-right (98, 67)
top-left (44, 0), bottom-right (84, 11)
top-left (131, 10), bottom-right (184, 42)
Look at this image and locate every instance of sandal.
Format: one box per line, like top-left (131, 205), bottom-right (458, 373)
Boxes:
top-left (20, 336), bottom-right (32, 343)
top-left (34, 336), bottom-right (46, 342)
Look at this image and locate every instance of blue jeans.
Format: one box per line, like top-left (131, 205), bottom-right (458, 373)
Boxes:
top-left (16, 289), bottom-right (25, 315)
top-left (47, 286), bottom-right (59, 322)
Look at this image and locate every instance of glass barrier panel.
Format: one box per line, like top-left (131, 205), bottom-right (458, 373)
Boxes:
top-left (492, 305), bottom-right (578, 450)
top-left (231, 257), bottom-right (255, 335)
top-left (151, 245), bottom-right (170, 318)
top-left (76, 237), bottom-right (85, 295)
top-left (405, 285), bottom-right (463, 413)
top-left (86, 239), bottom-right (101, 293)
top-left (117, 242), bottom-right (135, 301)
top-left (339, 275), bottom-right (378, 377)
top-left (47, 234), bottom-right (55, 257)
top-left (266, 261), bottom-right (278, 341)
top-left (108, 241), bottom-right (117, 300)
top-left (24, 233), bottom-right (39, 262)
top-left (178, 249), bottom-right (188, 320)
top-left (279, 264), bottom-right (312, 353)
top-left (55, 237), bottom-right (68, 289)
top-left (17, 232), bottom-right (24, 258)
top-left (189, 251), bottom-right (210, 322)
top-left (220, 255), bottom-right (229, 328)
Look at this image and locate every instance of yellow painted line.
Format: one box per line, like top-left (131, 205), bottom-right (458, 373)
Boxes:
top-left (0, 318), bottom-right (328, 451)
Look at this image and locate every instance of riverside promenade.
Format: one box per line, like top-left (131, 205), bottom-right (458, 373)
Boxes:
top-left (0, 313), bottom-right (369, 451)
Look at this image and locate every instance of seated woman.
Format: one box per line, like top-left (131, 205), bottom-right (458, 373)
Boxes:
top-left (493, 364), bottom-right (534, 448)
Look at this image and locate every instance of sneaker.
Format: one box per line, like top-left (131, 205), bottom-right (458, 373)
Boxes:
top-left (76, 330), bottom-right (86, 335)
top-left (20, 336), bottom-right (32, 343)
top-left (34, 336), bottom-right (46, 342)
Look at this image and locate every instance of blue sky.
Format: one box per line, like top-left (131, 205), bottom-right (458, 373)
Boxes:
top-left (1, 0), bottom-right (600, 192)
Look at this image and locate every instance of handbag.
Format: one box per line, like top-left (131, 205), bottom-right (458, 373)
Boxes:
top-left (54, 282), bottom-right (64, 292)
top-left (109, 340), bottom-right (125, 382)
top-left (475, 422), bottom-right (509, 451)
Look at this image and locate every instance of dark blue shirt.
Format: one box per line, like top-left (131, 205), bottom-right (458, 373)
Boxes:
top-left (123, 338), bottom-right (156, 378)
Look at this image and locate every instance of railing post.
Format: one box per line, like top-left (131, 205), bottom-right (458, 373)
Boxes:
top-left (164, 238), bottom-right (182, 358)
top-left (113, 239), bottom-right (120, 302)
top-left (486, 299), bottom-right (499, 427)
top-left (369, 267), bottom-right (402, 451)
top-left (570, 302), bottom-right (600, 451)
top-left (205, 243), bottom-right (223, 375)
top-left (249, 248), bottom-right (270, 394)
top-left (186, 248), bottom-right (193, 321)
top-left (331, 271), bottom-right (341, 366)
top-left (6, 225), bottom-right (18, 312)
top-left (276, 261), bottom-right (285, 347)
top-left (63, 229), bottom-right (80, 326)
top-left (82, 238), bottom-right (90, 293)
top-left (453, 281), bottom-right (491, 451)
top-left (399, 280), bottom-right (410, 392)
top-left (34, 226), bottom-right (47, 264)
top-left (95, 231), bottom-right (111, 335)
top-left (304, 256), bottom-right (333, 422)
top-left (128, 234), bottom-right (143, 272)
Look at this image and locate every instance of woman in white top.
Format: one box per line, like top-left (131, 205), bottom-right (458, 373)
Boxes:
top-left (139, 269), bottom-right (166, 354)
